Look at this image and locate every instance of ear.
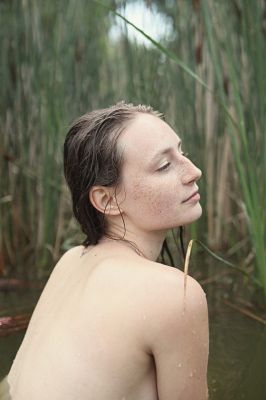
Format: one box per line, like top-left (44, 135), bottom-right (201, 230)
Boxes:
top-left (89, 186), bottom-right (122, 216)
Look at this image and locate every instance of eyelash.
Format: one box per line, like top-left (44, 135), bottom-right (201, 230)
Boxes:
top-left (158, 162), bottom-right (171, 172)
top-left (157, 152), bottom-right (189, 172)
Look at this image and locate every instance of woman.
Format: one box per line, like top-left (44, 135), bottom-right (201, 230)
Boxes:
top-left (7, 102), bottom-right (209, 399)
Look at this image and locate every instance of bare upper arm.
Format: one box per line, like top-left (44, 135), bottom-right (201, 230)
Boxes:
top-left (144, 269), bottom-right (209, 400)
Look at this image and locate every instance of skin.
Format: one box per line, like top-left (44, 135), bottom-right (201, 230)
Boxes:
top-left (7, 113), bottom-right (209, 400)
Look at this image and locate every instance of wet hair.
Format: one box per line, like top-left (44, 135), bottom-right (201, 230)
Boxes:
top-left (63, 101), bottom-right (163, 247)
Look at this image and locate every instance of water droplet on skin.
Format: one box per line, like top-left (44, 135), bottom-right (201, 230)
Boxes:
top-left (142, 315), bottom-right (147, 320)
top-left (189, 372), bottom-right (194, 378)
top-left (177, 363), bottom-right (182, 368)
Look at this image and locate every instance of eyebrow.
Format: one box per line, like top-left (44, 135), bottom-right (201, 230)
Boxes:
top-left (149, 140), bottom-right (182, 164)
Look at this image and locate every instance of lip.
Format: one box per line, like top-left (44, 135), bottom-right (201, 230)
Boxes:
top-left (182, 190), bottom-right (200, 203)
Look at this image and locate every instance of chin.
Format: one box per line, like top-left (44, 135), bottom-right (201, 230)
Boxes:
top-left (181, 203), bottom-right (203, 225)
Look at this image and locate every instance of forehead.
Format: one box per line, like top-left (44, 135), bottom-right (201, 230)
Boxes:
top-left (118, 114), bottom-right (180, 163)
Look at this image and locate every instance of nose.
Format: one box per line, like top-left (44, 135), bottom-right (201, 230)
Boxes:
top-left (181, 158), bottom-right (202, 185)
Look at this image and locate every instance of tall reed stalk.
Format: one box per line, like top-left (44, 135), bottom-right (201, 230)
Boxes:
top-left (110, 0), bottom-right (266, 293)
top-left (1, 0), bottom-right (113, 277)
top-left (1, 0), bottom-right (265, 295)
top-left (201, 0), bottom-right (266, 293)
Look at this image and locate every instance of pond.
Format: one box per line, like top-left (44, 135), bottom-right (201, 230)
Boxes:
top-left (1, 266), bottom-right (266, 400)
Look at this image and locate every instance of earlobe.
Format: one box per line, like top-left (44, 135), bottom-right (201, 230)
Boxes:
top-left (89, 186), bottom-right (122, 216)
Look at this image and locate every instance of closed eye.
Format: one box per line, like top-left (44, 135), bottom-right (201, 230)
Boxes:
top-left (157, 162), bottom-right (171, 172)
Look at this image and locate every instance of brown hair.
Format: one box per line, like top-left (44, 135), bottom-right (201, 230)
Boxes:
top-left (63, 101), bottom-right (163, 247)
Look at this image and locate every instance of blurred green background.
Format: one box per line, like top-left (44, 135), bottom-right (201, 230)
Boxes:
top-left (1, 1), bottom-right (266, 399)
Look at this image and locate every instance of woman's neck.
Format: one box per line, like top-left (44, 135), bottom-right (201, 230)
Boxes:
top-left (102, 227), bottom-right (166, 262)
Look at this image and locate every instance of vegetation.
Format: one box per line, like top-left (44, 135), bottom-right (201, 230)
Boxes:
top-left (0, 0), bottom-right (265, 296)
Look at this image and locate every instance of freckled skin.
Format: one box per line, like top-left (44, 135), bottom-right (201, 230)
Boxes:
top-left (114, 113), bottom-right (202, 234)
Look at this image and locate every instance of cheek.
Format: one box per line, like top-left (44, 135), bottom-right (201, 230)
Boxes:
top-left (128, 178), bottom-right (178, 215)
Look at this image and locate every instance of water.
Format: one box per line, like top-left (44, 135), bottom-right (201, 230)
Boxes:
top-left (1, 277), bottom-right (266, 399)
top-left (0, 289), bottom-right (41, 378)
top-left (208, 302), bottom-right (266, 399)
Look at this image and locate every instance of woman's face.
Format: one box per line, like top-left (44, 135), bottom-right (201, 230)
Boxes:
top-left (116, 113), bottom-right (202, 233)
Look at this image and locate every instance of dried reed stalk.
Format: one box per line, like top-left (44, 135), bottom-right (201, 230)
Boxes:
top-left (183, 240), bottom-right (194, 311)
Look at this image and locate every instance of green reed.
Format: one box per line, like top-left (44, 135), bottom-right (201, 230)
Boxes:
top-left (110, 0), bottom-right (266, 293)
top-left (1, 0), bottom-right (265, 294)
top-left (201, 0), bottom-right (266, 294)
top-left (0, 0), bottom-right (113, 276)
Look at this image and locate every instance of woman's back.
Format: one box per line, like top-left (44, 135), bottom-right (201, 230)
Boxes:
top-left (7, 245), bottom-right (163, 400)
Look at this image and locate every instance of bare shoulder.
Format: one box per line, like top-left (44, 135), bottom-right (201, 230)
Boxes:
top-left (132, 258), bottom-right (206, 307)
top-left (132, 260), bottom-right (208, 351)
top-left (59, 245), bottom-right (84, 261)
top-left (152, 265), bottom-right (208, 331)
top-left (152, 261), bottom-right (207, 323)
top-left (51, 245), bottom-right (84, 271)
top-left (110, 256), bottom-right (206, 303)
